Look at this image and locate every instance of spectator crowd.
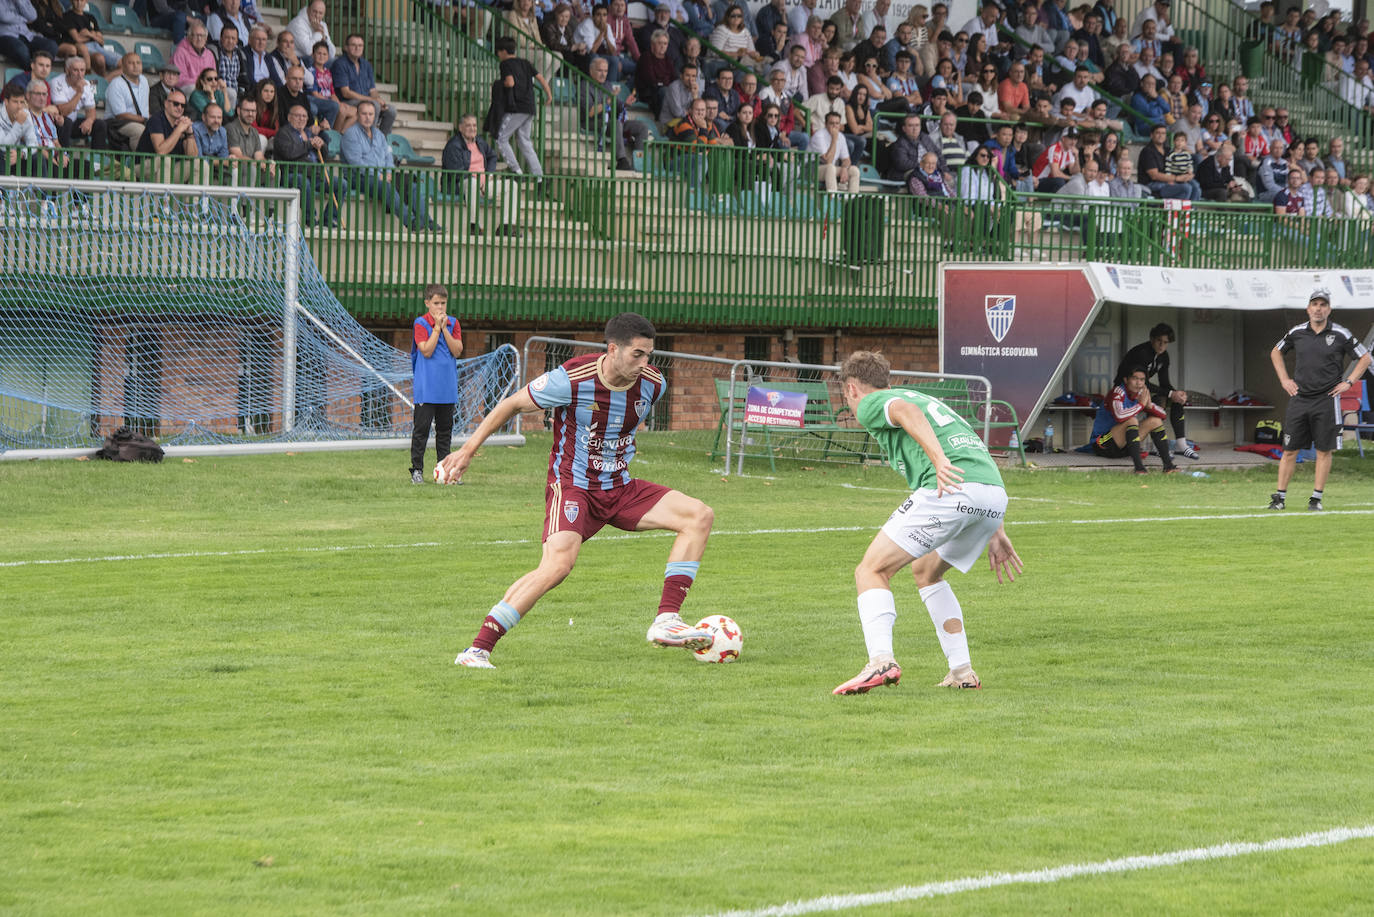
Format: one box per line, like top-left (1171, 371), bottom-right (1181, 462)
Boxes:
top-left (6, 0), bottom-right (1374, 229)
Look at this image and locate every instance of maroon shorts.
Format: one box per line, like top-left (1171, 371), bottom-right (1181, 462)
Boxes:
top-left (543, 478), bottom-right (672, 543)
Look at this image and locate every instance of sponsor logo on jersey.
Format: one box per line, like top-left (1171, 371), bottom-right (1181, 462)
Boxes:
top-left (985, 295), bottom-right (1015, 343)
top-left (563, 501), bottom-right (580, 523)
top-left (531, 373), bottom-right (549, 392)
top-left (947, 432), bottom-right (986, 452)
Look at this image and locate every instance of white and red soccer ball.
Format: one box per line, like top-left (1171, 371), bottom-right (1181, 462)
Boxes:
top-left (433, 462), bottom-right (459, 485)
top-left (692, 615), bottom-right (742, 663)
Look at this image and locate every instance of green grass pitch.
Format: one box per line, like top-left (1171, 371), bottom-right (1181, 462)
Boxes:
top-left (3, 437), bottom-right (1373, 916)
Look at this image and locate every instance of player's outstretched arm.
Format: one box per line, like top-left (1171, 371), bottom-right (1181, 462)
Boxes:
top-left (987, 525), bottom-right (1022, 584)
top-left (889, 398), bottom-right (965, 497)
top-left (439, 387), bottom-right (539, 482)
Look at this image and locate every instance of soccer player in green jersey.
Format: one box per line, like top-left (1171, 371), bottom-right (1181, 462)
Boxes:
top-left (833, 351), bottom-right (1023, 696)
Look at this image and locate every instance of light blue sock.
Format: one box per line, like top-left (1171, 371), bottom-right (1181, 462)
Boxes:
top-left (489, 600), bottom-right (521, 631)
top-left (664, 561), bottom-right (700, 582)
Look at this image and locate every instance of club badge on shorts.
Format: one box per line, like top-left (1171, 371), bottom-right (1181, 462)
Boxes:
top-left (563, 501), bottom-right (580, 523)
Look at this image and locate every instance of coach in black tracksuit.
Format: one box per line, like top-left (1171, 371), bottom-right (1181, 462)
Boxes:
top-left (1266, 288), bottom-right (1371, 512)
top-left (1116, 322), bottom-right (1198, 460)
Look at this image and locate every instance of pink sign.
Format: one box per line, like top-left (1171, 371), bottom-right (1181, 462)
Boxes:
top-left (744, 386), bottom-right (807, 428)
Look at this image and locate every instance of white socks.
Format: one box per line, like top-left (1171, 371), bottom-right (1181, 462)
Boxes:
top-left (918, 580), bottom-right (970, 670)
top-left (856, 588), bottom-right (897, 660)
top-left (858, 582), bottom-right (972, 669)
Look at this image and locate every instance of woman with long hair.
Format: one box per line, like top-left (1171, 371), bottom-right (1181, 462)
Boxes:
top-left (1093, 129), bottom-right (1120, 176)
top-left (251, 78), bottom-right (282, 138)
top-left (845, 83), bottom-right (872, 160)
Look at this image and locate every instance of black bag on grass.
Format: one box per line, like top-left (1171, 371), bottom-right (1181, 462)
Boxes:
top-left (95, 426), bottom-right (165, 463)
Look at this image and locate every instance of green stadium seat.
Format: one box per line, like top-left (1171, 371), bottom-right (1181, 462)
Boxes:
top-left (4, 67), bottom-right (24, 87)
top-left (103, 37), bottom-right (126, 60)
top-left (321, 129), bottom-right (342, 161)
top-left (85, 3), bottom-right (109, 31)
top-left (133, 41), bottom-right (165, 73)
top-left (110, 3), bottom-right (165, 36)
top-left (91, 74), bottom-right (109, 104)
top-left (389, 133), bottom-right (434, 165)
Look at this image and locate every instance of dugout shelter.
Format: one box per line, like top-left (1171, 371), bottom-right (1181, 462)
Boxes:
top-left (939, 264), bottom-right (1374, 450)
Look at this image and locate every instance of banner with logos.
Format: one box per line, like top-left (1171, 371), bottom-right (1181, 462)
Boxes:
top-left (940, 265), bottom-right (1102, 440)
top-left (1087, 265), bottom-right (1374, 312)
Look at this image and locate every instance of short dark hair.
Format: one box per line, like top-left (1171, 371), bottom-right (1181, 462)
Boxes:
top-left (2, 82), bottom-right (25, 102)
top-left (605, 312), bottom-right (656, 345)
top-left (1122, 365), bottom-right (1149, 383)
top-left (31, 49), bottom-right (53, 64)
top-left (1149, 323), bottom-right (1175, 342)
top-left (494, 35), bottom-right (517, 55)
top-left (826, 75), bottom-right (844, 87)
top-left (841, 351), bottom-right (890, 389)
top-left (423, 284), bottom-right (448, 300)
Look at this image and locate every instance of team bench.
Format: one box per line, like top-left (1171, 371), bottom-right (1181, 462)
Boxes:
top-left (711, 378), bottom-right (876, 472)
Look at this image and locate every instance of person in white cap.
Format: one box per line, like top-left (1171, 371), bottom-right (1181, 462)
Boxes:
top-left (1267, 287), bottom-right (1371, 511)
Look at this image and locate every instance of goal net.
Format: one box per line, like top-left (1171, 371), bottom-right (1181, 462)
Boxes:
top-left (0, 178), bottom-right (518, 455)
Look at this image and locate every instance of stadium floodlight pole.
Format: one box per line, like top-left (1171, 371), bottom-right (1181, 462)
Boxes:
top-left (292, 302), bottom-right (413, 409)
top-left (282, 195), bottom-right (301, 433)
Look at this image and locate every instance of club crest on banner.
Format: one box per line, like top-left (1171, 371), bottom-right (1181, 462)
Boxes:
top-left (1342, 275), bottom-right (1354, 295)
top-left (563, 501), bottom-right (580, 523)
top-left (766, 391), bottom-right (782, 406)
top-left (985, 295), bottom-right (1016, 343)
top-left (1106, 266), bottom-right (1120, 287)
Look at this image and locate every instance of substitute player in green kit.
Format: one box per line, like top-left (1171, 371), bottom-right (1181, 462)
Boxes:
top-left (833, 351), bottom-right (1023, 696)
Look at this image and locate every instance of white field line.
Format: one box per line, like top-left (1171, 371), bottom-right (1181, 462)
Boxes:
top-left (5, 510), bottom-right (1374, 569)
top-left (697, 824), bottom-right (1374, 917)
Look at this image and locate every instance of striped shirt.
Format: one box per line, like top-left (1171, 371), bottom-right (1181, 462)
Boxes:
top-left (527, 352), bottom-right (666, 490)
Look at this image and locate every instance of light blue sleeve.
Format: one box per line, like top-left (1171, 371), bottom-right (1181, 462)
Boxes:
top-left (527, 365), bottom-right (572, 409)
top-left (340, 125), bottom-right (365, 165)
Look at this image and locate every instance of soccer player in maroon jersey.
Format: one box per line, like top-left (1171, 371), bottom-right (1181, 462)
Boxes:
top-left (444, 313), bottom-right (717, 669)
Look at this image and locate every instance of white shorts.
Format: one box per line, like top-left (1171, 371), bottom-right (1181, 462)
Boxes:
top-left (879, 481), bottom-right (1008, 573)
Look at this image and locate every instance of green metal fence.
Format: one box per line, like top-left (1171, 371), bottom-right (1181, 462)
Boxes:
top-left (5, 143), bottom-right (1372, 329)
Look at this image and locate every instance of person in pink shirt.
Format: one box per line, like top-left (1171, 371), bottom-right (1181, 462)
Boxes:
top-left (171, 20), bottom-right (217, 93)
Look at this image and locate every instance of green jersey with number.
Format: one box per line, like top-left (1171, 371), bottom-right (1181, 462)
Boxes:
top-left (856, 388), bottom-right (1005, 492)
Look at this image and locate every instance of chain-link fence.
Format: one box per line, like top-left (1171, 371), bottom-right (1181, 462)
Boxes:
top-left (519, 337), bottom-right (1009, 475)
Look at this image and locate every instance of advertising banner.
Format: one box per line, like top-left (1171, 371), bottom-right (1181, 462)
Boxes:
top-left (940, 265), bottom-right (1102, 437)
top-left (1087, 265), bottom-right (1374, 312)
top-left (744, 386), bottom-right (807, 428)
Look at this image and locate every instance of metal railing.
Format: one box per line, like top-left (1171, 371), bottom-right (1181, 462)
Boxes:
top-left (5, 143), bottom-right (1372, 328)
top-left (1167, 0), bottom-right (1373, 166)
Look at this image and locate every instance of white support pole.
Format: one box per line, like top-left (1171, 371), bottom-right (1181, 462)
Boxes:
top-left (282, 194), bottom-right (301, 432)
top-left (293, 302), bottom-right (413, 408)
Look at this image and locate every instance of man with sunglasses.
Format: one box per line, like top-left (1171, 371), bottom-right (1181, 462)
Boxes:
top-left (136, 89), bottom-right (200, 156)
